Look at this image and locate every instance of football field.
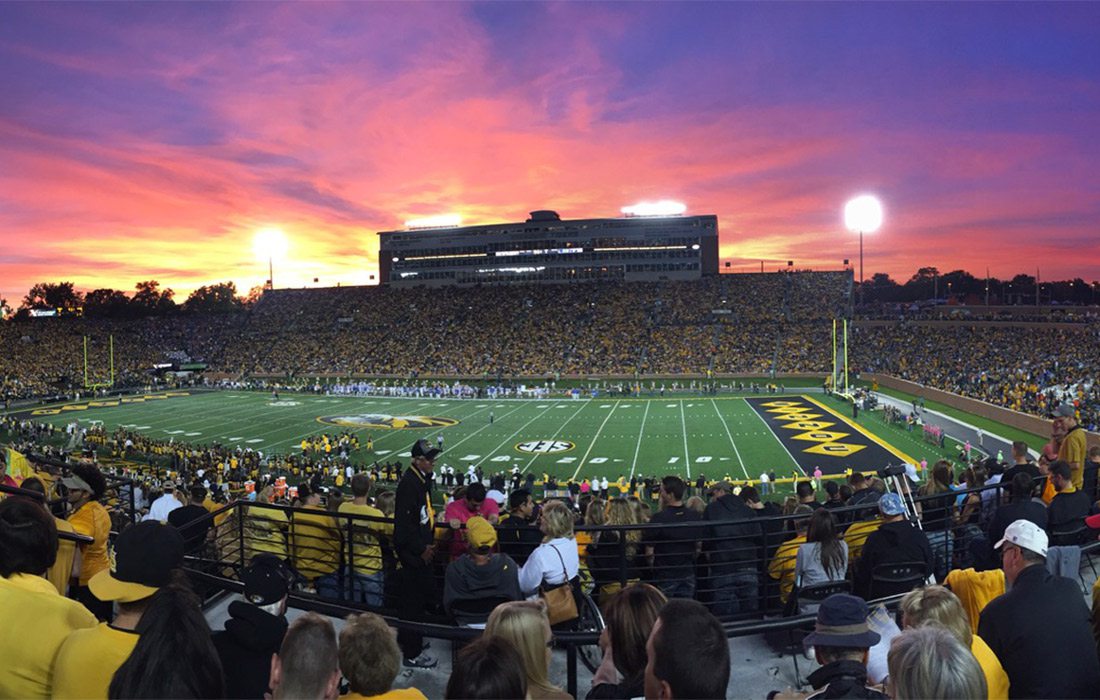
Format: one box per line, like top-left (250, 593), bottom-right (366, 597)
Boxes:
top-left (11, 389), bottom-right (940, 484)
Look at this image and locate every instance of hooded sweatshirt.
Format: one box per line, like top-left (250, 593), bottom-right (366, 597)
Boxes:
top-left (211, 600), bottom-right (289, 699)
top-left (443, 553), bottom-right (523, 625)
top-left (854, 519), bottom-right (933, 599)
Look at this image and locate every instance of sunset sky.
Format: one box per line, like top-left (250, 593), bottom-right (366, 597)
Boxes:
top-left (2, 2), bottom-right (1098, 299)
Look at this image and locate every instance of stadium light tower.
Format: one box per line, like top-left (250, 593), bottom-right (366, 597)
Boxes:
top-left (253, 228), bottom-right (289, 290)
top-left (844, 195), bottom-right (883, 304)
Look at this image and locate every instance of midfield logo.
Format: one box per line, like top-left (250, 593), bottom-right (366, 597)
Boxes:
top-left (760, 400), bottom-right (866, 458)
top-left (318, 414), bottom-right (459, 429)
top-left (515, 440), bottom-right (575, 454)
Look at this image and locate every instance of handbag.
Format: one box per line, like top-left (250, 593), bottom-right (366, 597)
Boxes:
top-left (539, 544), bottom-right (579, 625)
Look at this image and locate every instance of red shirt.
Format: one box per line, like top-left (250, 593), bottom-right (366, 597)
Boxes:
top-left (443, 498), bottom-right (500, 559)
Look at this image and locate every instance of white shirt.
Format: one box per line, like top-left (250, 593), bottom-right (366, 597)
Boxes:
top-left (518, 537), bottom-right (580, 595)
top-left (144, 493), bottom-right (183, 522)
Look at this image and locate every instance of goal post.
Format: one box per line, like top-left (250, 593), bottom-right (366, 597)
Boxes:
top-left (83, 335), bottom-right (116, 390)
top-left (831, 319), bottom-right (851, 399)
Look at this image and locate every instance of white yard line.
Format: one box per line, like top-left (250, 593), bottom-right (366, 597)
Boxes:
top-left (571, 400), bottom-right (621, 481)
top-left (522, 402), bottom-right (591, 472)
top-left (679, 401), bottom-right (692, 479)
top-left (474, 403), bottom-right (562, 469)
top-left (711, 398), bottom-right (748, 479)
top-left (628, 400), bottom-right (651, 480)
top-left (743, 397), bottom-right (806, 476)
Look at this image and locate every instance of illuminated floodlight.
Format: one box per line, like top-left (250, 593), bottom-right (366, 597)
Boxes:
top-left (405, 214), bottom-right (462, 229)
top-left (843, 195), bottom-right (883, 234)
top-left (253, 228), bottom-right (289, 263)
top-left (621, 200), bottom-right (687, 217)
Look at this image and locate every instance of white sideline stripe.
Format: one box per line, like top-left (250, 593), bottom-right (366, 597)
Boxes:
top-left (679, 402), bottom-right (692, 479)
top-left (573, 400), bottom-right (620, 481)
top-left (711, 398), bottom-right (748, 479)
top-left (628, 400), bottom-right (651, 481)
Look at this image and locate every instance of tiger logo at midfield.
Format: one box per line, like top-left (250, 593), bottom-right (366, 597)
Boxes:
top-left (317, 414), bottom-right (459, 429)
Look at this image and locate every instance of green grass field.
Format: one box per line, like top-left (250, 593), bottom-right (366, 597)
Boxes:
top-left (10, 389), bottom-right (978, 485)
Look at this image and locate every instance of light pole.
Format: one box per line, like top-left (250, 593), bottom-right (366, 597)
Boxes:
top-left (844, 195), bottom-right (884, 305)
top-left (254, 228), bottom-right (289, 292)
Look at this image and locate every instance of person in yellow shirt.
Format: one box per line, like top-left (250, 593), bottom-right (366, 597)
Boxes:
top-left (1055, 404), bottom-right (1088, 490)
top-left (18, 477), bottom-right (78, 595)
top-left (944, 567), bottom-right (1005, 635)
top-left (900, 585), bottom-right (1010, 699)
top-left (53, 521), bottom-right (186, 700)
top-left (0, 498), bottom-right (97, 698)
top-left (339, 612), bottom-right (428, 700)
top-left (768, 507), bottom-right (811, 604)
top-left (844, 514), bottom-right (883, 563)
top-left (245, 485), bottom-right (290, 560)
top-left (338, 474), bottom-right (391, 607)
top-left (64, 466), bottom-right (113, 620)
top-left (292, 490), bottom-right (342, 597)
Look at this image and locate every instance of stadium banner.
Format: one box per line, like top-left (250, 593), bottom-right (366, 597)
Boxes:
top-left (745, 395), bottom-right (916, 476)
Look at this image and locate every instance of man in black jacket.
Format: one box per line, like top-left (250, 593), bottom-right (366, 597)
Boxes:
top-left (1046, 460), bottom-right (1091, 544)
top-left (978, 519), bottom-right (1100, 698)
top-left (392, 438), bottom-right (439, 668)
top-left (853, 493), bottom-right (932, 599)
top-left (703, 481), bottom-right (760, 616)
top-left (212, 555), bottom-right (290, 700)
top-left (770, 594), bottom-right (886, 700)
top-left (496, 489), bottom-right (541, 566)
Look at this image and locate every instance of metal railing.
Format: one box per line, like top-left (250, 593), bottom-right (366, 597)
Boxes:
top-left (157, 474), bottom-right (1099, 694)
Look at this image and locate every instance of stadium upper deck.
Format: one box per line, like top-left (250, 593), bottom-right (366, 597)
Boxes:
top-left (378, 209), bottom-right (719, 286)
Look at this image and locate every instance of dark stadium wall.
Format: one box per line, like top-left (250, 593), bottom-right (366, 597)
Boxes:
top-left (867, 373), bottom-right (1100, 449)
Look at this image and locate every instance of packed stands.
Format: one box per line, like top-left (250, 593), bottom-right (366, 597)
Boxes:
top-left (4, 271), bottom-right (1100, 427)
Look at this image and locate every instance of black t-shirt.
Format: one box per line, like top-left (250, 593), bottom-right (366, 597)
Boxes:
top-left (1001, 462), bottom-right (1040, 487)
top-left (167, 504), bottom-right (212, 553)
top-left (642, 504), bottom-right (702, 574)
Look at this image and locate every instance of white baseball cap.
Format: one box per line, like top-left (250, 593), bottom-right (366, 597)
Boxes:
top-left (994, 519), bottom-right (1048, 557)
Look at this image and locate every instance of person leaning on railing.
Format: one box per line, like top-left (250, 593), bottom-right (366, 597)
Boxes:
top-left (338, 474), bottom-right (391, 607)
top-left (290, 489), bottom-right (342, 599)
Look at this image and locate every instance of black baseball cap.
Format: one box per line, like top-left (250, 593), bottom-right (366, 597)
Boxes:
top-left (89, 521), bottom-right (184, 603)
top-left (411, 439), bottom-right (442, 460)
top-left (241, 554), bottom-right (292, 605)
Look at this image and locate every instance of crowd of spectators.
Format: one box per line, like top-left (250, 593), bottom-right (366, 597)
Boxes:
top-left (5, 413), bottom-right (1100, 698)
top-left (5, 272), bottom-right (1099, 431)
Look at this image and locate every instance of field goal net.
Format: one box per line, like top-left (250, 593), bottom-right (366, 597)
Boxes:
top-left (83, 335), bottom-right (116, 390)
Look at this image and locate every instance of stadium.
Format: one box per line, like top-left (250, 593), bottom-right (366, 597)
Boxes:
top-left (5, 4), bottom-right (1100, 699)
top-left (4, 207), bottom-right (1100, 698)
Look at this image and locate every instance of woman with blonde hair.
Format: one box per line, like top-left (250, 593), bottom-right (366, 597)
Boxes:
top-left (519, 501), bottom-right (580, 599)
top-left (588, 498), bottom-right (642, 604)
top-left (485, 601), bottom-right (570, 700)
top-left (899, 585), bottom-right (1008, 699)
top-left (576, 499), bottom-right (606, 570)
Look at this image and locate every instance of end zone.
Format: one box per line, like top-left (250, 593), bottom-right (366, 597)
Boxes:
top-left (746, 395), bottom-right (916, 476)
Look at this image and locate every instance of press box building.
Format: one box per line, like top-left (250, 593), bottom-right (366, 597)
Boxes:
top-left (378, 210), bottom-right (719, 287)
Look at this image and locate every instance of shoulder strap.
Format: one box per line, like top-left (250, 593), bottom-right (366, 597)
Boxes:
top-left (548, 543), bottom-right (568, 579)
